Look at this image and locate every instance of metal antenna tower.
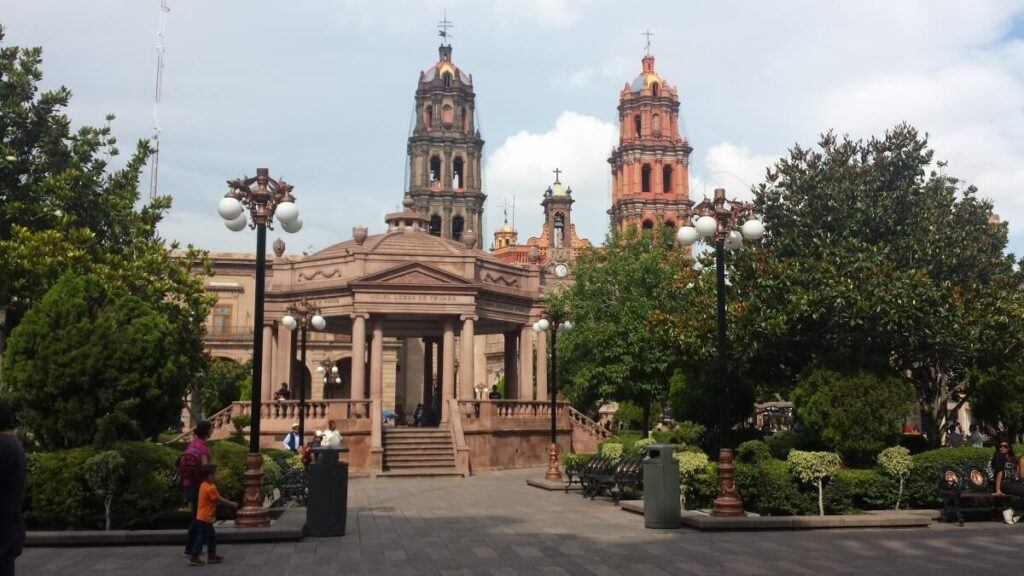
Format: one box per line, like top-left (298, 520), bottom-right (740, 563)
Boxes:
top-left (149, 0), bottom-right (170, 200)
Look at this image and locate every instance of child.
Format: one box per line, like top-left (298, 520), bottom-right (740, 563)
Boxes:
top-left (188, 464), bottom-right (239, 567)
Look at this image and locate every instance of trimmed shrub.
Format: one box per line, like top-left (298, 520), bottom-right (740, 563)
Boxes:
top-left (108, 442), bottom-right (181, 529)
top-left (903, 447), bottom-right (993, 508)
top-left (652, 421), bottom-right (705, 446)
top-left (599, 431), bottom-right (642, 456)
top-left (673, 450), bottom-right (710, 510)
top-left (84, 450), bottom-right (125, 531)
top-left (600, 443), bottom-right (623, 459)
top-left (24, 447), bottom-right (97, 529)
top-left (736, 440), bottom-right (773, 464)
top-left (788, 451), bottom-right (841, 516)
top-left (823, 468), bottom-right (894, 513)
top-left (765, 430), bottom-right (818, 460)
top-left (735, 458), bottom-right (815, 516)
top-left (209, 440), bottom-right (248, 503)
top-left (563, 452), bottom-right (595, 471)
top-left (877, 446), bottom-right (913, 510)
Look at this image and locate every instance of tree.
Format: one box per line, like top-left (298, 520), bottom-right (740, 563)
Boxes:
top-left (84, 450), bottom-right (125, 531)
top-left (3, 273), bottom-right (193, 448)
top-left (792, 362), bottom-right (914, 465)
top-left (553, 225), bottom-right (693, 433)
top-left (0, 25), bottom-right (213, 389)
top-left (967, 362), bottom-right (1024, 441)
top-left (788, 450), bottom-right (841, 516)
top-left (877, 446), bottom-right (913, 510)
top-left (737, 125), bottom-right (1024, 446)
top-left (192, 356), bottom-right (248, 419)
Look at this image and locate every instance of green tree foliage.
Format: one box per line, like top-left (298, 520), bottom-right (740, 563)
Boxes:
top-left (787, 450), bottom-right (841, 516)
top-left (0, 25), bottom-right (213, 390)
top-left (3, 273), bottom-right (193, 448)
top-left (877, 446), bottom-right (913, 510)
top-left (792, 362), bottom-right (914, 465)
top-left (734, 124), bottom-right (1024, 446)
top-left (194, 356), bottom-right (248, 418)
top-left (967, 362), bottom-right (1024, 440)
top-left (83, 450), bottom-right (125, 531)
top-left (553, 225), bottom-right (696, 433)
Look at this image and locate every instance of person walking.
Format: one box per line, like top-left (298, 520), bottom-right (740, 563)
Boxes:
top-left (991, 439), bottom-right (1024, 524)
top-left (178, 420), bottom-right (212, 557)
top-left (0, 399), bottom-right (26, 576)
top-left (187, 465), bottom-right (238, 566)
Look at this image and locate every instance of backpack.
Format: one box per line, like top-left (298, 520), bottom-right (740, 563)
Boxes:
top-left (173, 449), bottom-right (202, 488)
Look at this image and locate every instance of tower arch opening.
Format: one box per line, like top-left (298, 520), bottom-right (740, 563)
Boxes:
top-left (453, 157), bottom-right (464, 189)
top-left (642, 219), bottom-right (654, 230)
top-left (652, 82), bottom-right (660, 96)
top-left (663, 165), bottom-right (673, 193)
top-left (633, 114), bottom-right (642, 138)
top-left (641, 164), bottom-right (652, 193)
top-left (429, 156), bottom-right (441, 183)
top-left (452, 215), bottom-right (465, 241)
top-left (429, 214), bottom-right (442, 236)
top-left (425, 105), bottom-right (433, 130)
top-left (442, 72), bottom-right (452, 87)
top-left (553, 212), bottom-right (566, 247)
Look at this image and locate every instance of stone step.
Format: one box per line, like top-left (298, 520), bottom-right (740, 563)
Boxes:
top-left (383, 439), bottom-right (454, 446)
top-left (385, 454), bottom-right (456, 464)
top-left (383, 447), bottom-right (454, 455)
top-left (383, 432), bottom-right (452, 438)
top-left (377, 468), bottom-right (464, 478)
top-left (385, 459), bottom-right (458, 468)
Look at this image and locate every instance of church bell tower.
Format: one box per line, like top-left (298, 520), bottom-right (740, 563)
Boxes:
top-left (404, 35), bottom-right (486, 248)
top-left (608, 50), bottom-right (692, 231)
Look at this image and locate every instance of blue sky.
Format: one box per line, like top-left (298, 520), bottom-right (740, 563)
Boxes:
top-left (4, 1), bottom-right (1024, 257)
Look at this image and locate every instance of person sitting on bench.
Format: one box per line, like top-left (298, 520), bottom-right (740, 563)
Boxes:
top-left (992, 438), bottom-right (1024, 524)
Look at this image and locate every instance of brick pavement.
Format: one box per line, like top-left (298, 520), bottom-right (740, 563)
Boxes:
top-left (18, 468), bottom-right (1024, 575)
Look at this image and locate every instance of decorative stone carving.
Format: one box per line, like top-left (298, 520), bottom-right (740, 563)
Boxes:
top-left (462, 228), bottom-right (477, 249)
top-left (353, 226), bottom-right (368, 245)
top-left (483, 272), bottom-right (519, 287)
top-left (272, 238), bottom-right (285, 257)
top-left (298, 268), bottom-right (341, 282)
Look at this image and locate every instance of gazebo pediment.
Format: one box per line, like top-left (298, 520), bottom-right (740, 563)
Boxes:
top-left (350, 261), bottom-right (474, 288)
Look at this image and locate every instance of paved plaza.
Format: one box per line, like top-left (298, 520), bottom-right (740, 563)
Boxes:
top-left (19, 468), bottom-right (1024, 575)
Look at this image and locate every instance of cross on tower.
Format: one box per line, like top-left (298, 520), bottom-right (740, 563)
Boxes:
top-left (438, 11), bottom-right (454, 43)
top-left (643, 29), bottom-right (654, 55)
top-left (553, 167), bottom-right (562, 184)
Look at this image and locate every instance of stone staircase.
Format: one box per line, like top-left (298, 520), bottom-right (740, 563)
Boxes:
top-left (380, 427), bottom-right (464, 477)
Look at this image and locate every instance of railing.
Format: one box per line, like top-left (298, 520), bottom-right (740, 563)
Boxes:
top-left (169, 403), bottom-right (236, 444)
top-left (204, 326), bottom-right (254, 342)
top-left (567, 406), bottom-right (611, 441)
top-left (458, 400), bottom-right (561, 421)
top-left (234, 399), bottom-right (372, 421)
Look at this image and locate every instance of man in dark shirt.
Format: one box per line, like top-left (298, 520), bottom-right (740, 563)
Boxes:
top-left (0, 398), bottom-right (26, 576)
top-left (273, 382), bottom-right (291, 401)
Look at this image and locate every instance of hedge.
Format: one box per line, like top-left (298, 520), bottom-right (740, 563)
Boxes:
top-left (24, 440), bottom-right (285, 530)
top-left (735, 458), bottom-right (816, 516)
top-left (902, 447), bottom-right (995, 509)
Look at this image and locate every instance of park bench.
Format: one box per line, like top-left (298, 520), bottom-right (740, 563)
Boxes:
top-left (580, 455), bottom-right (618, 499)
top-left (564, 457), bottom-right (587, 493)
top-left (611, 454), bottom-right (644, 503)
top-left (938, 464), bottom-right (1016, 526)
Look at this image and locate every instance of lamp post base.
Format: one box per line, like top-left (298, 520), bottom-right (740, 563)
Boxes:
top-left (711, 448), bottom-right (745, 517)
top-left (234, 453), bottom-right (270, 527)
top-left (544, 443), bottom-right (562, 481)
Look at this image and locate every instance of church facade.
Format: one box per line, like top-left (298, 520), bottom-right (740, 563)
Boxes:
top-left (190, 39), bottom-right (690, 477)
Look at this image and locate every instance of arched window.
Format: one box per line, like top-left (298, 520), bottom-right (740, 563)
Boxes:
top-left (642, 219), bottom-right (654, 230)
top-left (429, 156), bottom-right (441, 183)
top-left (424, 105), bottom-right (433, 130)
top-left (429, 215), bottom-right (442, 236)
top-left (641, 164), bottom-right (652, 193)
top-left (633, 114), bottom-right (642, 138)
top-left (452, 215), bottom-right (465, 241)
top-left (453, 157), bottom-right (464, 189)
top-left (442, 72), bottom-right (452, 87)
top-left (664, 220), bottom-right (675, 230)
top-left (652, 82), bottom-right (660, 96)
top-left (461, 106), bottom-right (468, 132)
top-left (553, 213), bottom-right (566, 247)
top-left (663, 165), bottom-right (673, 193)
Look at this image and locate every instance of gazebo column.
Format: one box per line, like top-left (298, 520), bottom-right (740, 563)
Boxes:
top-left (350, 314), bottom-right (367, 412)
top-left (260, 321), bottom-right (275, 402)
top-left (441, 319), bottom-right (455, 422)
top-left (369, 318), bottom-right (384, 474)
top-left (519, 325), bottom-right (534, 400)
top-left (535, 328), bottom-right (548, 402)
top-left (504, 331), bottom-right (519, 400)
top-left (459, 316), bottom-right (476, 400)
top-left (422, 338), bottom-right (435, 424)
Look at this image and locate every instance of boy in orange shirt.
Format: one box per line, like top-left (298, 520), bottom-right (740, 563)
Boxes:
top-left (188, 464), bottom-right (238, 567)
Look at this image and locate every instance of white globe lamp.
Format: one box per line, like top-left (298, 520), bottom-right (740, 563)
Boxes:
top-left (275, 201), bottom-right (299, 225)
top-left (217, 197), bottom-right (244, 221)
top-left (725, 230), bottom-right (743, 250)
top-left (224, 213), bottom-right (247, 232)
top-left (695, 216), bottom-right (717, 238)
top-left (676, 225), bottom-right (699, 246)
top-left (311, 315), bottom-right (327, 331)
top-left (536, 318), bottom-right (550, 332)
top-left (741, 219), bottom-right (765, 241)
top-left (281, 216), bottom-right (303, 233)
top-left (281, 315), bottom-right (297, 330)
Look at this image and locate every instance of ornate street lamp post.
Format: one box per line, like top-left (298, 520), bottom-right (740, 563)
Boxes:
top-left (676, 187), bottom-right (764, 516)
top-left (217, 168), bottom-right (302, 527)
top-left (533, 315), bottom-right (573, 481)
top-left (282, 298), bottom-right (326, 443)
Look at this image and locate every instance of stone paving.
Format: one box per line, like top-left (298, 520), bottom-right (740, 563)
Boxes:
top-left (19, 467), bottom-right (1024, 575)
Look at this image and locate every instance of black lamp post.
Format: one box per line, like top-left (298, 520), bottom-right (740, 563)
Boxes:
top-left (217, 168), bottom-right (302, 527)
top-left (676, 187), bottom-right (764, 516)
top-left (282, 298), bottom-right (326, 444)
top-left (533, 315), bottom-right (573, 481)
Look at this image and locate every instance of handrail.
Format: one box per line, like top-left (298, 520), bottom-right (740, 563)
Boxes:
top-left (448, 398), bottom-right (471, 476)
top-left (168, 402), bottom-right (236, 444)
top-left (567, 406), bottom-right (611, 440)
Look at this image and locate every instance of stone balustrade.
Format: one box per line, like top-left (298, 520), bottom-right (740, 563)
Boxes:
top-left (234, 399), bottom-right (372, 422)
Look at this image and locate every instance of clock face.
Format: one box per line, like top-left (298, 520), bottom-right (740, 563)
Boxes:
top-left (554, 263), bottom-right (569, 278)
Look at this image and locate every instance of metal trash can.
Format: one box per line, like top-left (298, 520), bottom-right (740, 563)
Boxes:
top-left (305, 447), bottom-right (348, 536)
top-left (642, 444), bottom-right (681, 529)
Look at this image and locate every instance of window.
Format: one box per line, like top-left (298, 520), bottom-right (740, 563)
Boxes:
top-left (641, 164), bottom-right (652, 193)
top-left (453, 157), bottom-right (464, 189)
top-left (642, 219), bottom-right (654, 230)
top-left (553, 213), bottom-right (566, 247)
top-left (663, 165), bottom-right (673, 193)
top-left (442, 104), bottom-right (454, 127)
top-left (461, 106), bottom-right (468, 132)
top-left (442, 72), bottom-right (452, 87)
top-left (429, 215), bottom-right (442, 236)
top-left (212, 304), bottom-right (232, 335)
top-left (664, 220), bottom-right (675, 229)
top-left (429, 156), bottom-right (441, 183)
top-left (652, 114), bottom-right (661, 136)
top-left (424, 105), bottom-right (433, 130)
top-left (633, 114), bottom-right (642, 138)
top-left (452, 215), bottom-right (465, 241)
top-left (652, 82), bottom-right (660, 96)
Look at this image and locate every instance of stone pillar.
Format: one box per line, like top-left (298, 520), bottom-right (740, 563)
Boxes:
top-left (535, 328), bottom-right (548, 402)
top-left (350, 315), bottom-right (367, 403)
top-left (459, 316), bottom-right (476, 399)
top-left (519, 325), bottom-right (533, 400)
top-left (423, 338), bottom-right (435, 423)
top-left (260, 322), bottom-right (275, 402)
top-left (504, 331), bottom-right (518, 400)
top-left (369, 318), bottom-right (384, 473)
top-left (441, 319), bottom-right (455, 421)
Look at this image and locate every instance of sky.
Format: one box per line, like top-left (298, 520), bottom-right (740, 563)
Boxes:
top-left (4, 1), bottom-right (1024, 257)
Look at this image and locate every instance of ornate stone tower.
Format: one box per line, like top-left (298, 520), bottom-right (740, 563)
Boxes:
top-left (608, 53), bottom-right (692, 230)
top-left (404, 41), bottom-right (486, 248)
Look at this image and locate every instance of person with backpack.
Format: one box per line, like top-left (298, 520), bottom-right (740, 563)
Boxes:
top-left (178, 420), bottom-right (212, 557)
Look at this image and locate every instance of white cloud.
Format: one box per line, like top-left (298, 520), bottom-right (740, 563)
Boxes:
top-left (698, 143), bottom-right (779, 202)
top-left (491, 0), bottom-right (592, 29)
top-left (484, 111), bottom-right (617, 246)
